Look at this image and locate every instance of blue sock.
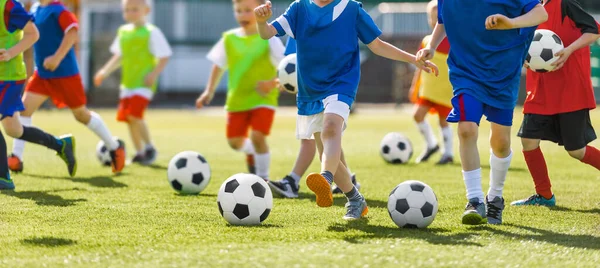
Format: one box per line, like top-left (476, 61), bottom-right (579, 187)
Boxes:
top-left (321, 171), bottom-right (334, 184)
top-left (345, 186), bottom-right (364, 202)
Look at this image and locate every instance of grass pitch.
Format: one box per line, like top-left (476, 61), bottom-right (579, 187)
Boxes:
top-left (0, 106), bottom-right (599, 267)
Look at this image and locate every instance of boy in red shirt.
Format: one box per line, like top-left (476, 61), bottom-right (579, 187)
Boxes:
top-left (512, 0), bottom-right (600, 206)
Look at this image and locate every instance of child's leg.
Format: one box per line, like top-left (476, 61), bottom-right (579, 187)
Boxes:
top-left (289, 139), bottom-right (316, 182)
top-left (249, 108), bottom-right (275, 181)
top-left (11, 91), bottom-right (47, 161)
top-left (139, 120), bottom-right (153, 149)
top-left (127, 117), bottom-right (144, 156)
top-left (457, 121), bottom-right (483, 201)
top-left (414, 104), bottom-right (439, 163)
top-left (438, 108), bottom-right (454, 159)
top-left (72, 106), bottom-right (120, 150)
top-left (521, 138), bottom-right (553, 199)
top-left (559, 110), bottom-right (600, 170)
top-left (0, 131), bottom-right (13, 189)
top-left (574, 146), bottom-right (600, 170)
top-left (320, 113), bottom-right (344, 177)
top-left (488, 122), bottom-right (513, 201)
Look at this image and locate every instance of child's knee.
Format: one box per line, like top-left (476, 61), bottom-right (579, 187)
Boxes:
top-left (566, 148), bottom-right (585, 160)
top-left (521, 138), bottom-right (540, 151)
top-left (457, 123), bottom-right (478, 140)
top-left (413, 111), bottom-right (425, 122)
top-left (321, 118), bottom-right (342, 138)
top-left (72, 108), bottom-right (91, 124)
top-left (250, 131), bottom-right (266, 145)
top-left (491, 135), bottom-right (511, 156)
top-left (227, 138), bottom-right (245, 150)
top-left (2, 119), bottom-right (22, 138)
top-left (126, 115), bottom-right (140, 124)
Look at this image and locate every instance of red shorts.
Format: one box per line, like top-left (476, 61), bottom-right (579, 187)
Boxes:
top-left (416, 98), bottom-right (452, 119)
top-left (26, 72), bottom-right (87, 109)
top-left (227, 107), bottom-right (275, 138)
top-left (117, 95), bottom-right (150, 122)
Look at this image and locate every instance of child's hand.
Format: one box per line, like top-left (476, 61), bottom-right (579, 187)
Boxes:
top-left (145, 72), bottom-right (159, 87)
top-left (43, 55), bottom-right (61, 71)
top-left (416, 48), bottom-right (435, 62)
top-left (0, 49), bottom-right (13, 62)
top-left (254, 1), bottom-right (273, 23)
top-left (94, 71), bottom-right (105, 87)
top-left (196, 92), bottom-right (214, 109)
top-left (485, 14), bottom-right (514, 30)
top-left (551, 47), bottom-right (572, 71)
top-left (256, 80), bottom-right (277, 97)
top-left (415, 60), bottom-right (439, 76)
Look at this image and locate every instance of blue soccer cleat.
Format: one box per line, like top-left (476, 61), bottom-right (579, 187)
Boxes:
top-left (0, 176), bottom-right (15, 190)
top-left (462, 198), bottom-right (487, 225)
top-left (510, 194), bottom-right (556, 207)
top-left (342, 198), bottom-right (368, 221)
top-left (57, 135), bottom-right (77, 177)
top-left (486, 196), bottom-right (505, 225)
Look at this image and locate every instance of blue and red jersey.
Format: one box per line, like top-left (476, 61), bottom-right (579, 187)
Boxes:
top-left (31, 0), bottom-right (79, 79)
top-left (4, 0), bottom-right (32, 34)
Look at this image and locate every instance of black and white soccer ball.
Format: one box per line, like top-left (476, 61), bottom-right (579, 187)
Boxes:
top-left (380, 132), bottom-right (413, 164)
top-left (527, 29), bottom-right (564, 73)
top-left (95, 137), bottom-right (124, 166)
top-left (388, 180), bottom-right (438, 228)
top-left (217, 173), bottom-right (273, 225)
top-left (167, 151), bottom-right (211, 194)
top-left (277, 53), bottom-right (298, 94)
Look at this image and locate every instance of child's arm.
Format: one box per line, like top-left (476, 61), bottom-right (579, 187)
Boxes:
top-left (144, 57), bottom-right (169, 88)
top-left (94, 55), bottom-right (121, 87)
top-left (416, 23), bottom-right (446, 62)
top-left (367, 38), bottom-right (439, 76)
top-left (196, 64), bottom-right (225, 109)
top-left (0, 21), bottom-right (38, 62)
top-left (255, 1), bottom-right (278, 40)
top-left (485, 4), bottom-right (548, 30)
top-left (43, 27), bottom-right (78, 71)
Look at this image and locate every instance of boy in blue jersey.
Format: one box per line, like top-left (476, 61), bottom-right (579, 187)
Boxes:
top-left (256, 0), bottom-right (438, 220)
top-left (417, 0), bottom-right (547, 225)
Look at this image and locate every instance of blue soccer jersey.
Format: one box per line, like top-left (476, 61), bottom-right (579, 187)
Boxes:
top-left (284, 38), bottom-right (296, 56)
top-left (438, 0), bottom-right (539, 110)
top-left (272, 0), bottom-right (381, 115)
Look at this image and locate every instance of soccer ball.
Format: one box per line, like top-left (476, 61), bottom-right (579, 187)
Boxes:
top-left (167, 151), bottom-right (211, 194)
top-left (526, 29), bottom-right (564, 73)
top-left (95, 138), bottom-right (124, 166)
top-left (277, 54), bottom-right (298, 94)
top-left (388, 180), bottom-right (438, 228)
top-left (217, 173), bottom-right (273, 225)
top-left (380, 132), bottom-right (413, 164)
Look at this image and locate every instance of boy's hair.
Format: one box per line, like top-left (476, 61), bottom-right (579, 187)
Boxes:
top-left (232, 0), bottom-right (266, 4)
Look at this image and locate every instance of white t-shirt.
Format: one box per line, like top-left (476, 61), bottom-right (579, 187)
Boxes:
top-left (110, 25), bottom-right (173, 58)
top-left (207, 29), bottom-right (285, 69)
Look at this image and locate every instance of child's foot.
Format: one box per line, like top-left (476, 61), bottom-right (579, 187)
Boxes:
top-left (131, 154), bottom-right (145, 164)
top-left (461, 198), bottom-right (487, 225)
top-left (342, 199), bottom-right (368, 221)
top-left (142, 146), bottom-right (157, 166)
top-left (435, 155), bottom-right (453, 165)
top-left (269, 175), bottom-right (299, 198)
top-left (57, 135), bottom-right (77, 177)
top-left (0, 177), bottom-right (15, 190)
top-left (332, 173), bottom-right (360, 194)
top-left (510, 194), bottom-right (556, 207)
top-left (246, 154), bottom-right (256, 174)
top-left (416, 145), bottom-right (440, 163)
top-left (7, 154), bottom-right (23, 173)
top-left (306, 173), bottom-right (333, 207)
top-left (110, 139), bottom-right (126, 174)
top-left (486, 196), bottom-right (505, 225)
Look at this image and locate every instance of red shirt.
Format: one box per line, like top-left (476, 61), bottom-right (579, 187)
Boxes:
top-left (524, 0), bottom-right (600, 115)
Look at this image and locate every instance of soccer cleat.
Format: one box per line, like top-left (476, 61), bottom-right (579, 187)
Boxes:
top-left (342, 199), bottom-right (369, 221)
top-left (510, 194), bottom-right (556, 207)
top-left (142, 146), bottom-right (157, 166)
top-left (57, 135), bottom-right (77, 177)
top-left (416, 145), bottom-right (440, 163)
top-left (306, 173), bottom-right (333, 207)
top-left (436, 155), bottom-right (454, 165)
top-left (0, 176), bottom-right (15, 190)
top-left (486, 196), bottom-right (505, 225)
top-left (246, 154), bottom-right (256, 174)
top-left (7, 154), bottom-right (23, 173)
top-left (332, 173), bottom-right (360, 194)
top-left (268, 175), bottom-right (299, 198)
top-left (110, 140), bottom-right (126, 174)
top-left (461, 198), bottom-right (487, 225)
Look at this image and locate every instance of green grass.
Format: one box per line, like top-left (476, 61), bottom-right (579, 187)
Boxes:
top-left (0, 107), bottom-right (599, 267)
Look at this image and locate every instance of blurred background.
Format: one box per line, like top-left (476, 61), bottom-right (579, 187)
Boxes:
top-left (29, 0), bottom-right (600, 107)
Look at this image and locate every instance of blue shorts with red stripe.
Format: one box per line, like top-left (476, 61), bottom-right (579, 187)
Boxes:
top-left (0, 81), bottom-right (25, 119)
top-left (447, 93), bottom-right (513, 126)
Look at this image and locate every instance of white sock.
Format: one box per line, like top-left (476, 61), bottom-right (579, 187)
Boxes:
top-left (238, 139), bottom-right (255, 155)
top-left (417, 121), bottom-right (437, 149)
top-left (289, 172), bottom-right (301, 185)
top-left (463, 168), bottom-right (484, 203)
top-left (12, 116), bottom-right (31, 159)
top-left (255, 153), bottom-right (270, 180)
top-left (441, 126), bottom-right (453, 156)
top-left (488, 150), bottom-right (513, 200)
top-left (87, 111), bottom-right (118, 150)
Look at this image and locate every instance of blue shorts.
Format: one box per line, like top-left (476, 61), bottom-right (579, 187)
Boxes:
top-left (0, 81), bottom-right (25, 119)
top-left (447, 94), bottom-right (513, 126)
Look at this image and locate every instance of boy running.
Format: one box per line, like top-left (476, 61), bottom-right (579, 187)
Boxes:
top-left (9, 0), bottom-right (125, 174)
top-left (256, 0), bottom-right (437, 220)
top-left (0, 0), bottom-right (76, 189)
top-left (95, 0), bottom-right (172, 165)
top-left (417, 0), bottom-right (548, 224)
top-left (197, 0), bottom-right (284, 181)
top-left (512, 0), bottom-right (600, 207)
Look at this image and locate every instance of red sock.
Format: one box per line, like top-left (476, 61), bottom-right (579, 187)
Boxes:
top-left (523, 148), bottom-right (553, 199)
top-left (581, 146), bottom-right (600, 170)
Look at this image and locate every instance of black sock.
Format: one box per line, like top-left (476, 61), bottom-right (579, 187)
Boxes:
top-left (321, 171), bottom-right (334, 184)
top-left (19, 126), bottom-right (63, 153)
top-left (345, 186), bottom-right (363, 202)
top-left (0, 133), bottom-right (9, 179)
